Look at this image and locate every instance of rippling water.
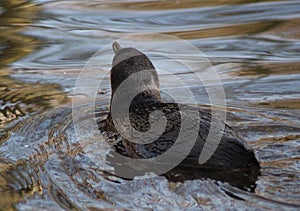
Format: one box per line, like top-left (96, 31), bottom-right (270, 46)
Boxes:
top-left (0, 0), bottom-right (300, 210)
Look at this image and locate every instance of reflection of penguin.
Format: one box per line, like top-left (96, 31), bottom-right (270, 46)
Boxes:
top-left (104, 42), bottom-right (260, 190)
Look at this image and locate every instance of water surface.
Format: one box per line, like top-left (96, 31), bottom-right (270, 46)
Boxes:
top-left (0, 0), bottom-right (300, 210)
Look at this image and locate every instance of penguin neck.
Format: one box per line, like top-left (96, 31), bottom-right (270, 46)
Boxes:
top-left (105, 89), bottom-right (161, 133)
top-left (131, 89), bottom-right (161, 105)
top-left (109, 89), bottom-right (161, 112)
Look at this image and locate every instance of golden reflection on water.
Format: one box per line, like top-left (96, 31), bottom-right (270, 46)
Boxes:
top-left (0, 69), bottom-right (69, 126)
top-left (0, 0), bottom-right (40, 66)
top-left (0, 2), bottom-right (68, 207)
top-left (261, 18), bottom-right (300, 39)
top-left (0, 1), bottom-right (68, 126)
top-left (258, 99), bottom-right (300, 109)
top-left (63, 0), bottom-right (284, 11)
top-left (236, 62), bottom-right (300, 76)
top-left (0, 23), bottom-right (67, 211)
top-left (0, 162), bottom-right (35, 211)
top-left (167, 21), bottom-right (279, 40)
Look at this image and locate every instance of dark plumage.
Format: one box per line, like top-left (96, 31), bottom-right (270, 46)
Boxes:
top-left (103, 42), bottom-right (260, 190)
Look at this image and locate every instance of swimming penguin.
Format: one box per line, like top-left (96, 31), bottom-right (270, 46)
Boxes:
top-left (103, 42), bottom-right (260, 189)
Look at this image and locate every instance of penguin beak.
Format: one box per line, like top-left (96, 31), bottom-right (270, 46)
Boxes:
top-left (112, 41), bottom-right (121, 54)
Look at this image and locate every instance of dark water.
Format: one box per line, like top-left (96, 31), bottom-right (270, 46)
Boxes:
top-left (0, 0), bottom-right (300, 210)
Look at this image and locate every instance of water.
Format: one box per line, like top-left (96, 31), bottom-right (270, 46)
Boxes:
top-left (0, 0), bottom-right (300, 210)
